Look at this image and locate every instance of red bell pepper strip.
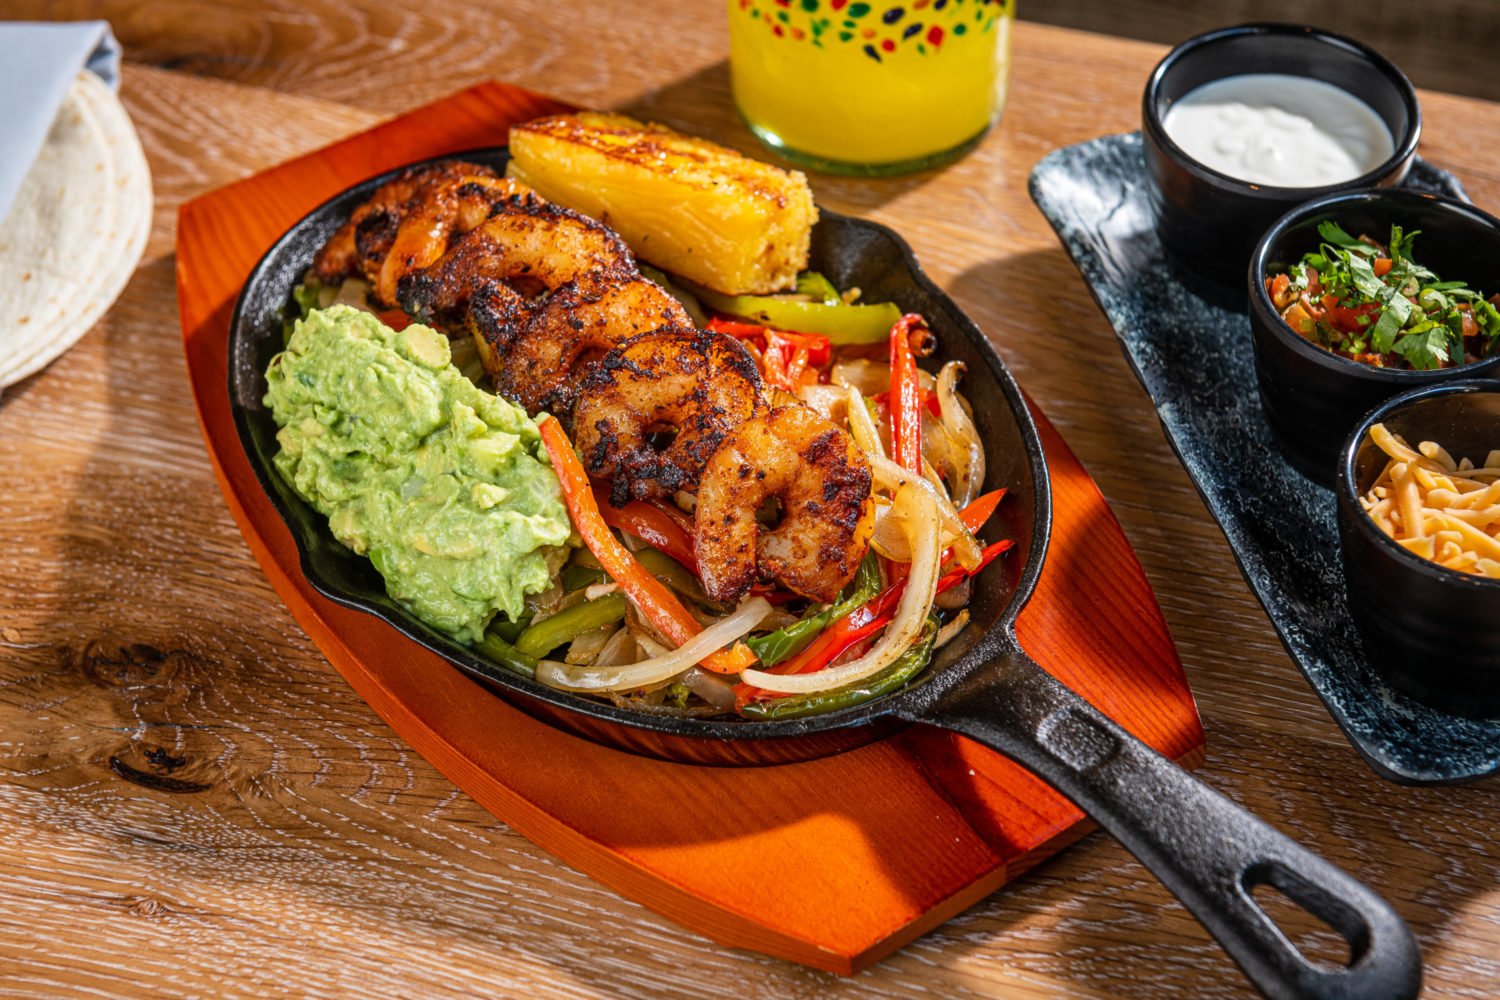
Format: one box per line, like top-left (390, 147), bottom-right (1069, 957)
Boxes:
top-left (377, 309), bottom-right (412, 332)
top-left (704, 317), bottom-right (766, 339)
top-left (760, 339), bottom-right (791, 390)
top-left (959, 489), bottom-right (1007, 534)
top-left (888, 314), bottom-right (925, 476)
top-left (596, 499), bottom-right (799, 603)
top-left (599, 500), bottom-right (698, 575)
top-left (785, 346), bottom-right (810, 387)
top-left (872, 387), bottom-right (942, 417)
top-left (935, 539), bottom-right (1014, 593)
top-left (707, 317), bottom-right (833, 367)
top-left (707, 316), bottom-right (831, 390)
top-left (539, 417), bottom-right (755, 675)
top-left (765, 328), bottom-right (830, 366)
top-left (886, 314), bottom-right (929, 584)
top-left (735, 536), bottom-right (1015, 705)
top-left (782, 613), bottom-right (888, 676)
top-left (732, 615), bottom-right (888, 710)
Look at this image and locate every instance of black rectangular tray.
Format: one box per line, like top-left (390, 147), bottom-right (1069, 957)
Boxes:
top-left (1030, 131), bottom-right (1498, 785)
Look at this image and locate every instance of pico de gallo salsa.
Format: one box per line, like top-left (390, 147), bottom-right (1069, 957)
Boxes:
top-left (1265, 221), bottom-right (1500, 371)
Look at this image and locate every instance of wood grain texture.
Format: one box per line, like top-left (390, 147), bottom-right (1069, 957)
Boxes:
top-left (2, 7), bottom-right (1500, 997)
top-left (1022, 0), bottom-right (1500, 104)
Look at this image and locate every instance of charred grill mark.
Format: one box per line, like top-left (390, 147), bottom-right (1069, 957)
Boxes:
top-left (355, 210), bottom-right (399, 258)
top-left (695, 406), bottom-right (873, 603)
top-left (801, 429), bottom-right (840, 465)
top-left (572, 329), bottom-right (763, 504)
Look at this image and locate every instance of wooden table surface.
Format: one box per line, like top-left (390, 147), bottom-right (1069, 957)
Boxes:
top-left (3, 4), bottom-right (1499, 997)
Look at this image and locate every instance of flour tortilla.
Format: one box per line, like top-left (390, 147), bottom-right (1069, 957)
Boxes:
top-left (0, 70), bottom-right (152, 389)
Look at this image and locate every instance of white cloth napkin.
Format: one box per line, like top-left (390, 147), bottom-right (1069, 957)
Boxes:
top-left (0, 21), bottom-right (120, 228)
top-left (0, 19), bottom-right (149, 395)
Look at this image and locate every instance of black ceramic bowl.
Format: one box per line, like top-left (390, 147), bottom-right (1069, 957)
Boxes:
top-left (1143, 22), bottom-right (1420, 292)
top-left (1249, 189), bottom-right (1500, 484)
top-left (1338, 380), bottom-right (1500, 716)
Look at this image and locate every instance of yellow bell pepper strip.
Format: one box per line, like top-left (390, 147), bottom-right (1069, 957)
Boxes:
top-left (687, 280), bottom-right (904, 345)
top-left (538, 416), bottom-right (756, 675)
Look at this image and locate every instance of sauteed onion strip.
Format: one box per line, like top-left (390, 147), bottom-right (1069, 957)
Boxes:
top-left (539, 597), bottom-right (773, 692)
top-left (740, 483), bottom-right (939, 694)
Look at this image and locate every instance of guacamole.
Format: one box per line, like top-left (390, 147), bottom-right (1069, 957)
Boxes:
top-left (265, 306), bottom-right (572, 642)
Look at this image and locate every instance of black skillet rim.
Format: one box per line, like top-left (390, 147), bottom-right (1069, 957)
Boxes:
top-left (227, 147), bottom-right (1052, 744)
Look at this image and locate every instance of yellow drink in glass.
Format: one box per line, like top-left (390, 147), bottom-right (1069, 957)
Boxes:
top-left (728, 0), bottom-right (1014, 175)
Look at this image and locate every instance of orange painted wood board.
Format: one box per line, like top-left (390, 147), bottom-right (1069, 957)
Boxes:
top-left (175, 81), bottom-right (1205, 975)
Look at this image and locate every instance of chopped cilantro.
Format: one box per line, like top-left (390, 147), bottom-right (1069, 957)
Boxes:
top-left (1317, 220), bottom-right (1376, 255)
top-left (1269, 223), bottom-right (1500, 370)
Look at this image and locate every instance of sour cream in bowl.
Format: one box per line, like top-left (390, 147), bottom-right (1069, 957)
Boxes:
top-left (1162, 73), bottom-right (1394, 188)
top-left (1142, 23), bottom-right (1421, 294)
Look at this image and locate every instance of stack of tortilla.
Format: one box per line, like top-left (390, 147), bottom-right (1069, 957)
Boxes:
top-left (0, 68), bottom-right (152, 392)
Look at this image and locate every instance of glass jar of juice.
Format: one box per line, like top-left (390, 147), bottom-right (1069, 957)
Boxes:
top-left (728, 0), bottom-right (1014, 175)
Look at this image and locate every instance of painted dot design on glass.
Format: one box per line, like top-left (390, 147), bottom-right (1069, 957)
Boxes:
top-left (739, 0), bottom-right (1007, 58)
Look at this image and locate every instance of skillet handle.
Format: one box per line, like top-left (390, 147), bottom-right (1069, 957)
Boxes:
top-left (908, 643), bottom-right (1421, 1000)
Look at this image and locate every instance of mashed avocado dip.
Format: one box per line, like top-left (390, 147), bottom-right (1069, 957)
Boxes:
top-left (265, 305), bottom-right (571, 642)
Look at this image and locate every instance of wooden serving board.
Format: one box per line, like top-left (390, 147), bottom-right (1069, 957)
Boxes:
top-left (175, 81), bottom-right (1205, 975)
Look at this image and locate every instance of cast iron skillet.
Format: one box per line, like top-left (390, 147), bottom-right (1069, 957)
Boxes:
top-left (229, 149), bottom-right (1421, 1000)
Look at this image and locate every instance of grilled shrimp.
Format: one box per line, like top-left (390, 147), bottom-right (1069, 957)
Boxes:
top-left (372, 175), bottom-right (537, 307)
top-left (573, 328), bottom-right (764, 506)
top-left (398, 200), bottom-right (631, 322)
top-left (484, 266), bottom-right (692, 415)
top-left (695, 405), bottom-right (874, 603)
top-left (311, 162), bottom-right (495, 287)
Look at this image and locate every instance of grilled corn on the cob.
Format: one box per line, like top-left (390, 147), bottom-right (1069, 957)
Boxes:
top-left (506, 112), bottom-right (816, 296)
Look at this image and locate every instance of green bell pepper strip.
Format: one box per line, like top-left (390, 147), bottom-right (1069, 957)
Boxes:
top-left (561, 562), bottom-right (607, 593)
top-left (567, 545), bottom-right (710, 605)
top-left (685, 280), bottom-right (904, 345)
top-left (740, 617), bottom-right (938, 720)
top-left (474, 631), bottom-right (540, 679)
top-left (292, 283), bottom-right (322, 317)
top-left (514, 592), bottom-right (628, 658)
top-left (283, 283), bottom-right (323, 344)
top-left (795, 271), bottom-right (842, 304)
top-left (633, 547), bottom-right (721, 608)
top-left (746, 552), bottom-right (881, 667)
top-left (488, 616), bottom-right (530, 643)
